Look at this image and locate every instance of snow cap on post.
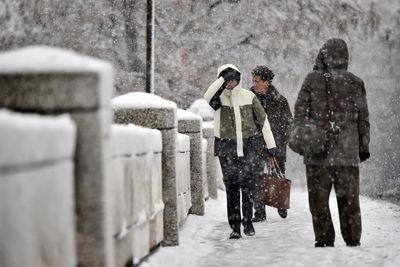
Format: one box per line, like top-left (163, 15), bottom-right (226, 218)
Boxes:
top-left (112, 92), bottom-right (177, 129)
top-left (177, 109), bottom-right (202, 133)
top-left (0, 46), bottom-right (114, 111)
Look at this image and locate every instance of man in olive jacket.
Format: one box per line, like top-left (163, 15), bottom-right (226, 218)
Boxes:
top-left (250, 65), bottom-right (293, 221)
top-left (294, 38), bottom-right (370, 247)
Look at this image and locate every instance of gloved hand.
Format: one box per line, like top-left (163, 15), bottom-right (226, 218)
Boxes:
top-left (359, 152), bottom-right (370, 162)
top-left (268, 147), bottom-right (278, 157)
top-left (218, 67), bottom-right (240, 83)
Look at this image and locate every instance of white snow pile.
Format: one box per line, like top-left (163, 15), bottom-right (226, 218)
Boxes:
top-left (202, 121), bottom-right (214, 130)
top-left (112, 92), bottom-right (177, 110)
top-left (176, 133), bottom-right (190, 152)
top-left (0, 109), bottom-right (76, 167)
top-left (111, 124), bottom-right (162, 156)
top-left (177, 108), bottom-right (202, 121)
top-left (0, 46), bottom-right (112, 74)
top-left (188, 99), bottom-right (214, 121)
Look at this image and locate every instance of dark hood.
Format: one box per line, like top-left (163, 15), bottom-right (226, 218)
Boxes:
top-left (313, 38), bottom-right (349, 71)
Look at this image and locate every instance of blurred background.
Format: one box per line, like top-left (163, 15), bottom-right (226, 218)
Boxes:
top-left (1, 0), bottom-right (399, 201)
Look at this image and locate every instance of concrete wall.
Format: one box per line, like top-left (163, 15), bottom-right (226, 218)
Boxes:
top-left (0, 46), bottom-right (115, 267)
top-left (176, 133), bottom-right (192, 225)
top-left (177, 109), bottom-right (205, 215)
top-left (0, 110), bottom-right (77, 267)
top-left (109, 124), bottom-right (163, 266)
top-left (0, 46), bottom-right (222, 266)
top-left (112, 92), bottom-right (181, 246)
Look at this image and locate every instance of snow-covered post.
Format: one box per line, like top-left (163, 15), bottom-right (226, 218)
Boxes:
top-left (0, 110), bottom-right (76, 267)
top-left (202, 138), bottom-right (209, 201)
top-left (112, 92), bottom-right (180, 246)
top-left (176, 133), bottom-right (192, 224)
top-left (202, 122), bottom-right (218, 199)
top-left (0, 47), bottom-right (115, 267)
top-left (177, 109), bottom-right (205, 215)
top-left (109, 124), bottom-right (162, 266)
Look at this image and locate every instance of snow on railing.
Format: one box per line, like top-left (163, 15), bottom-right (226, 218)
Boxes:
top-left (176, 132), bottom-right (191, 224)
top-left (0, 109), bottom-right (77, 267)
top-left (0, 46), bottom-right (221, 267)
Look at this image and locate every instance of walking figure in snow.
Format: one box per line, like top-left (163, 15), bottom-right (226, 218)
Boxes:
top-left (204, 64), bottom-right (277, 239)
top-left (292, 38), bottom-right (370, 247)
top-left (250, 65), bottom-right (293, 222)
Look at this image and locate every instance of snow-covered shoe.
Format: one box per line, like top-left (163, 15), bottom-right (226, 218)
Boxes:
top-left (242, 220), bottom-right (255, 236)
top-left (229, 231), bottom-right (242, 239)
top-left (314, 241), bottom-right (334, 247)
top-left (346, 241), bottom-right (361, 247)
top-left (278, 208), bottom-right (288, 219)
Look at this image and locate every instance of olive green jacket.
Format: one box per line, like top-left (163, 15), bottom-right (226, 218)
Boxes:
top-left (204, 64), bottom-right (276, 157)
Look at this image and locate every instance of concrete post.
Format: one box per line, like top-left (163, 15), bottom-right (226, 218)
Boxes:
top-left (175, 133), bottom-right (191, 224)
top-left (202, 122), bottom-right (218, 199)
top-left (177, 109), bottom-right (205, 216)
top-left (112, 92), bottom-right (179, 246)
top-left (0, 46), bottom-right (115, 267)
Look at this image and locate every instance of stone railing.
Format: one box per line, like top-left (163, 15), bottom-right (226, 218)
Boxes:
top-left (109, 124), bottom-right (163, 266)
top-left (176, 133), bottom-right (192, 225)
top-left (177, 109), bottom-right (205, 215)
top-left (0, 110), bottom-right (77, 267)
top-left (0, 46), bottom-right (220, 267)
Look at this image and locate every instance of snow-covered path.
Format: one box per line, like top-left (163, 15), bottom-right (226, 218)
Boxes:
top-left (144, 187), bottom-right (400, 267)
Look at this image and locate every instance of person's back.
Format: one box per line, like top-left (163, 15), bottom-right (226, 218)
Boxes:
top-left (293, 38), bottom-right (370, 247)
top-left (295, 38), bottom-right (369, 166)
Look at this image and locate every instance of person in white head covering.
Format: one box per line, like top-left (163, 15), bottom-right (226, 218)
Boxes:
top-left (204, 64), bottom-right (277, 239)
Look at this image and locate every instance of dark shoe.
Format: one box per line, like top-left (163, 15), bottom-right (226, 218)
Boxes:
top-left (315, 241), bottom-right (334, 247)
top-left (346, 241), bottom-right (361, 247)
top-left (242, 220), bottom-right (255, 236)
top-left (251, 216), bottom-right (266, 223)
top-left (229, 231), bottom-right (242, 239)
top-left (278, 208), bottom-right (288, 219)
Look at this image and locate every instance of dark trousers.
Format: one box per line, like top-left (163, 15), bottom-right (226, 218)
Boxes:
top-left (253, 158), bottom-right (286, 218)
top-left (219, 153), bottom-right (258, 232)
top-left (306, 165), bottom-right (361, 244)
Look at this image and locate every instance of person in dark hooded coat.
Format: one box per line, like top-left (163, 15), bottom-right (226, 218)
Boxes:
top-left (294, 38), bottom-right (370, 247)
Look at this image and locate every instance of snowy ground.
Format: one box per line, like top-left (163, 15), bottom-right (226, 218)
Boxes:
top-left (143, 186), bottom-right (400, 267)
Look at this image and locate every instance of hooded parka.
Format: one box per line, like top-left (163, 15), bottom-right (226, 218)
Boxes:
top-left (294, 39), bottom-right (370, 166)
top-left (204, 64), bottom-right (276, 158)
top-left (204, 64), bottom-right (276, 236)
top-left (296, 39), bottom-right (370, 246)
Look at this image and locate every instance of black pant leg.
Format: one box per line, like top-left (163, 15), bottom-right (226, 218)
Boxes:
top-left (219, 156), bottom-right (241, 232)
top-left (239, 155), bottom-right (257, 222)
top-left (333, 166), bottom-right (362, 243)
top-left (306, 165), bottom-right (335, 243)
top-left (252, 158), bottom-right (266, 219)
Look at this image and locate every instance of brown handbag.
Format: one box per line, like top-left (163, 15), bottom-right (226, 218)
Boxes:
top-left (256, 158), bottom-right (291, 209)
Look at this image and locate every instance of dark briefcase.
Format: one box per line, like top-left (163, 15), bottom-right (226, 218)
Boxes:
top-left (256, 159), bottom-right (291, 209)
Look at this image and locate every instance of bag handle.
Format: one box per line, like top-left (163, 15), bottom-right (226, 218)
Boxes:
top-left (265, 158), bottom-right (285, 179)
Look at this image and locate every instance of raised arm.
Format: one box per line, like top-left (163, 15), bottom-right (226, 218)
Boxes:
top-left (204, 77), bottom-right (225, 111)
